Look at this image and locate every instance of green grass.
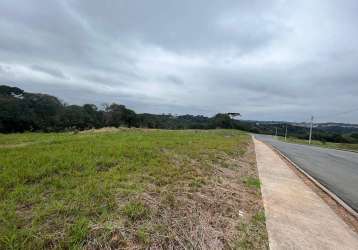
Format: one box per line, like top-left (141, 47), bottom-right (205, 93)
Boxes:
top-left (243, 177), bottom-right (261, 189)
top-left (0, 129), bottom-right (251, 249)
top-left (122, 202), bottom-right (149, 221)
top-left (234, 211), bottom-right (267, 249)
top-left (278, 136), bottom-right (358, 152)
top-left (69, 217), bottom-right (90, 248)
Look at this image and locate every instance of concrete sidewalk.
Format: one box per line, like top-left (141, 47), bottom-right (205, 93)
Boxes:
top-left (254, 138), bottom-right (358, 249)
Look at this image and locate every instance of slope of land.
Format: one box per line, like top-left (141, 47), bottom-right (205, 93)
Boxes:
top-left (0, 129), bottom-right (268, 249)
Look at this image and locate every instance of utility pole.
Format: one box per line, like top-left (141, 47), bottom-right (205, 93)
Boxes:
top-left (309, 116), bottom-right (314, 144)
top-left (285, 124), bottom-right (288, 141)
top-left (275, 127), bottom-right (278, 138)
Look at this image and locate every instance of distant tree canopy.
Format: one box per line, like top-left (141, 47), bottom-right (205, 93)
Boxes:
top-left (0, 85), bottom-right (239, 133)
top-left (1, 85), bottom-right (358, 144)
top-left (351, 133), bottom-right (358, 140)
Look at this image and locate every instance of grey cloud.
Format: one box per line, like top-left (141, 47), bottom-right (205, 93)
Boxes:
top-left (0, 0), bottom-right (97, 67)
top-left (31, 65), bottom-right (67, 79)
top-left (166, 75), bottom-right (184, 85)
top-left (69, 0), bottom-right (287, 53)
top-left (1, 0), bottom-right (358, 123)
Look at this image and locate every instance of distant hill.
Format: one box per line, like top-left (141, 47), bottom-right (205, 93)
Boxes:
top-left (292, 121), bottom-right (358, 129)
top-left (315, 123), bottom-right (358, 134)
top-left (237, 120), bottom-right (358, 144)
top-left (1, 85), bottom-right (357, 144)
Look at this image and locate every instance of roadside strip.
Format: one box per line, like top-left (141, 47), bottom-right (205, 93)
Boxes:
top-left (253, 137), bottom-right (358, 249)
top-left (277, 138), bottom-right (358, 154)
top-left (268, 143), bottom-right (358, 219)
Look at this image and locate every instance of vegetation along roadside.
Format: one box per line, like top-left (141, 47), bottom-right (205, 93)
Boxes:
top-left (0, 129), bottom-right (268, 249)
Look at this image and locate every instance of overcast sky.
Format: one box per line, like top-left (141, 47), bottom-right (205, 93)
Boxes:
top-left (1, 0), bottom-right (358, 123)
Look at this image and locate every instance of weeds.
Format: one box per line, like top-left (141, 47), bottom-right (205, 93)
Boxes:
top-left (234, 211), bottom-right (268, 249)
top-left (189, 177), bottom-right (206, 189)
top-left (0, 129), bottom-right (267, 249)
top-left (136, 225), bottom-right (151, 245)
top-left (243, 176), bottom-right (261, 189)
top-left (69, 217), bottom-right (90, 248)
top-left (161, 191), bottom-right (176, 208)
top-left (252, 211), bottom-right (266, 223)
top-left (122, 202), bottom-right (149, 221)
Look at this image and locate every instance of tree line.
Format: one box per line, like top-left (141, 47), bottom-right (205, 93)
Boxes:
top-left (1, 85), bottom-right (357, 144)
top-left (0, 85), bottom-right (240, 133)
top-left (239, 121), bottom-right (358, 144)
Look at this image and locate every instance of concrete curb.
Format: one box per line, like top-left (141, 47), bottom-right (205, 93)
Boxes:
top-left (265, 142), bottom-right (358, 219)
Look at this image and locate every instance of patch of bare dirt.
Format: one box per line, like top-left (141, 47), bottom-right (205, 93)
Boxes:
top-left (85, 140), bottom-right (268, 249)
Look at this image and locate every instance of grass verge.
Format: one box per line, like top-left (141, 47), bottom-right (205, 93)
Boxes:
top-left (278, 136), bottom-right (358, 152)
top-left (0, 129), bottom-right (268, 249)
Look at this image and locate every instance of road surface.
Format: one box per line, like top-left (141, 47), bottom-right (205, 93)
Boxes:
top-left (254, 134), bottom-right (358, 213)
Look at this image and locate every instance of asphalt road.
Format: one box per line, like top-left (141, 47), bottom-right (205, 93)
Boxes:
top-left (254, 134), bottom-right (358, 212)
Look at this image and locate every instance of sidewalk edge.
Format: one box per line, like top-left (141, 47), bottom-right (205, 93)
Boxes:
top-left (259, 139), bottom-right (358, 219)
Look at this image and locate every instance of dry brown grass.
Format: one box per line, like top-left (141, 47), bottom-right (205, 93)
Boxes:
top-left (80, 127), bottom-right (130, 134)
top-left (80, 127), bottom-right (158, 134)
top-left (84, 141), bottom-right (268, 250)
top-left (0, 129), bottom-right (267, 249)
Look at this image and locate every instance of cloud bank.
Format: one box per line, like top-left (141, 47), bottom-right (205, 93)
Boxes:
top-left (1, 0), bottom-right (358, 122)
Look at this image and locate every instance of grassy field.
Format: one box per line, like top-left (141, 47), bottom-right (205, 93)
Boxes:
top-left (278, 136), bottom-right (358, 152)
top-left (0, 128), bottom-right (268, 249)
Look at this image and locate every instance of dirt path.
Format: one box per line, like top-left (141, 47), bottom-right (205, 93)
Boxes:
top-left (253, 138), bottom-right (358, 249)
